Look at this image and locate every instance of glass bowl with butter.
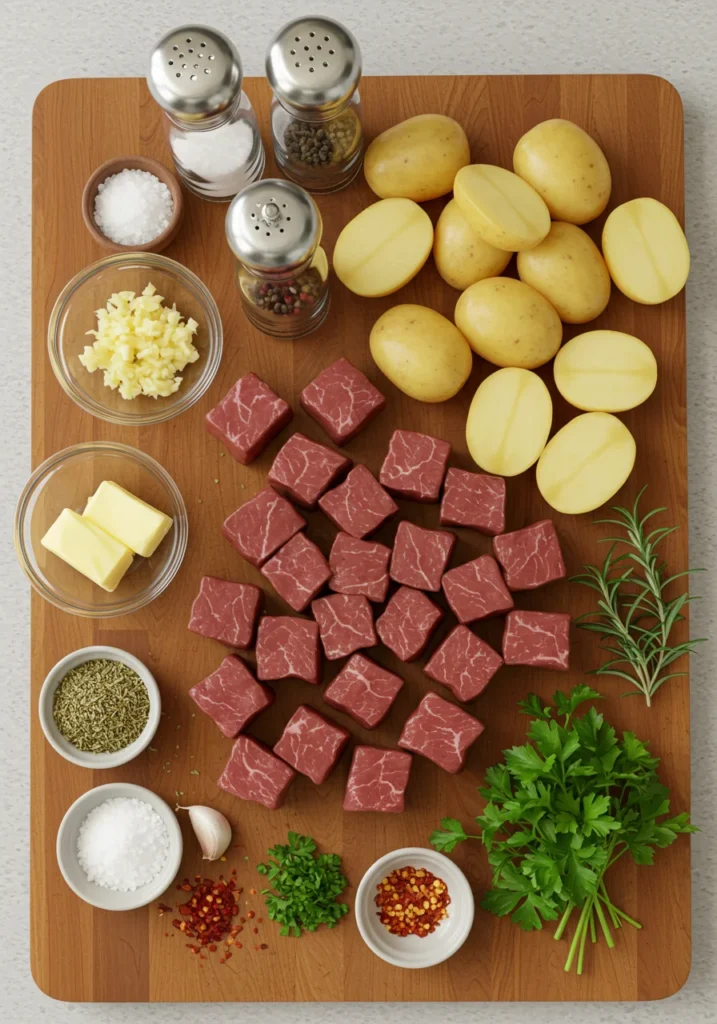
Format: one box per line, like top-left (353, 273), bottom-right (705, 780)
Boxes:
top-left (15, 442), bottom-right (188, 617)
top-left (48, 252), bottom-right (223, 427)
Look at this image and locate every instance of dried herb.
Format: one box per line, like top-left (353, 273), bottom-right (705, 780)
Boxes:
top-left (53, 658), bottom-right (149, 752)
top-left (571, 488), bottom-right (706, 706)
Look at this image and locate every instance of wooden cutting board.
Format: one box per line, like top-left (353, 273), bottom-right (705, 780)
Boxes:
top-left (31, 74), bottom-right (691, 1002)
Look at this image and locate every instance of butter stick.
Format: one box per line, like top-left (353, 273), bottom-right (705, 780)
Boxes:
top-left (41, 509), bottom-right (133, 592)
top-left (83, 480), bottom-right (173, 558)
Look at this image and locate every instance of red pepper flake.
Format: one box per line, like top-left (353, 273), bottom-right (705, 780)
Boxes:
top-left (247, 910), bottom-right (255, 919)
top-left (160, 876), bottom-right (244, 958)
top-left (249, 888), bottom-right (257, 895)
top-left (257, 918), bottom-right (263, 924)
top-left (252, 927), bottom-right (258, 934)
top-left (260, 943), bottom-right (269, 950)
top-left (374, 865), bottom-right (451, 938)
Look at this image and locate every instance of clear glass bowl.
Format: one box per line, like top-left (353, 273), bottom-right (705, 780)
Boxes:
top-left (15, 442), bottom-right (188, 618)
top-left (48, 252), bottom-right (223, 426)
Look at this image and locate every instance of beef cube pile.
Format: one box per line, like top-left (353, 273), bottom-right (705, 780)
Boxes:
top-left (191, 362), bottom-right (571, 812)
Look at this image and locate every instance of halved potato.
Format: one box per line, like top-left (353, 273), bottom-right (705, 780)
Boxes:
top-left (602, 197), bottom-right (690, 305)
top-left (553, 330), bottom-right (657, 411)
top-left (453, 164), bottom-right (551, 251)
top-left (466, 367), bottom-right (552, 476)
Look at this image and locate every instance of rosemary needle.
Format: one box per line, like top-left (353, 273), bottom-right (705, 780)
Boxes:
top-left (571, 486), bottom-right (706, 707)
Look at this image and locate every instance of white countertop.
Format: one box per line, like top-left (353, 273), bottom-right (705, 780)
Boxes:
top-left (2, 0), bottom-right (716, 1020)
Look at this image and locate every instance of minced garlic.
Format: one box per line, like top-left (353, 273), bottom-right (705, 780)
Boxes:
top-left (80, 282), bottom-right (199, 400)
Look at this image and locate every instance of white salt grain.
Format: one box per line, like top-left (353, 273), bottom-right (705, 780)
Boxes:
top-left (77, 796), bottom-right (170, 891)
top-left (94, 168), bottom-right (174, 246)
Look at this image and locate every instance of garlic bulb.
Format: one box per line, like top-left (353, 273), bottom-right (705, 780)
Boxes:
top-left (176, 805), bottom-right (232, 861)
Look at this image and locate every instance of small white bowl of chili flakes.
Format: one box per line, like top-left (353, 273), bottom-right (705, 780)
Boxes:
top-left (355, 847), bottom-right (474, 969)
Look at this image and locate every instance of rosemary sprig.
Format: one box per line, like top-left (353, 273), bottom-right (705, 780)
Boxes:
top-left (570, 487), bottom-right (706, 707)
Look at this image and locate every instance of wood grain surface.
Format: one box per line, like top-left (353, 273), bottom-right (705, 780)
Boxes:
top-left (31, 75), bottom-right (690, 1002)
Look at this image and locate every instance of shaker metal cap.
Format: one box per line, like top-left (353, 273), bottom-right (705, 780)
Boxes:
top-left (226, 179), bottom-right (323, 272)
top-left (148, 25), bottom-right (242, 119)
top-left (266, 16), bottom-right (361, 115)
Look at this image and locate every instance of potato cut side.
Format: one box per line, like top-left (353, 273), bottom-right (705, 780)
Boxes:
top-left (536, 412), bottom-right (636, 514)
top-left (466, 367), bottom-right (552, 476)
top-left (333, 198), bottom-right (434, 297)
top-left (602, 197), bottom-right (690, 305)
top-left (454, 164), bottom-right (551, 251)
top-left (554, 330), bottom-right (658, 412)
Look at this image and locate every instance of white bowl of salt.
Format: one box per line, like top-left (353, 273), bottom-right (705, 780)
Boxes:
top-left (57, 782), bottom-right (183, 911)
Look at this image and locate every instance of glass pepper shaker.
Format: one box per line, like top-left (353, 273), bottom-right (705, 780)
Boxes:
top-left (226, 179), bottom-right (330, 340)
top-left (266, 16), bottom-right (363, 194)
top-left (147, 25), bottom-right (265, 202)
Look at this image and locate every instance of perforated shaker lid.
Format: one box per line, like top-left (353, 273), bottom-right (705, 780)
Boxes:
top-left (265, 16), bottom-right (361, 115)
top-left (148, 25), bottom-right (242, 119)
top-left (225, 180), bottom-right (323, 272)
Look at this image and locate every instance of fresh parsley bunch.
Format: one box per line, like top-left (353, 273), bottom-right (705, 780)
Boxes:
top-left (431, 685), bottom-right (696, 974)
top-left (257, 831), bottom-right (349, 937)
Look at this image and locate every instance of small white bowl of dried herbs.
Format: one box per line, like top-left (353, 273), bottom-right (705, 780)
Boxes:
top-left (39, 645), bottom-right (161, 769)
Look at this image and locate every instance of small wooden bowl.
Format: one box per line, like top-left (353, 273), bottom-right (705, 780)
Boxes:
top-left (81, 155), bottom-right (184, 254)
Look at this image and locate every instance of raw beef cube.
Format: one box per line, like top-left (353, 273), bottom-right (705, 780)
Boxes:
top-left (379, 429), bottom-right (451, 502)
top-left (502, 610), bottom-right (571, 671)
top-left (262, 533), bottom-right (331, 613)
top-left (324, 653), bottom-right (404, 729)
top-left (442, 554), bottom-right (514, 624)
top-left (189, 656), bottom-right (274, 737)
top-left (188, 576), bottom-right (262, 649)
top-left (256, 615), bottom-right (321, 684)
top-left (300, 357), bottom-right (386, 445)
top-left (493, 520), bottom-right (566, 591)
top-left (222, 487), bottom-right (305, 567)
top-left (398, 691), bottom-right (484, 773)
top-left (376, 586), bottom-right (443, 662)
top-left (424, 625), bottom-right (503, 702)
top-left (268, 432), bottom-right (351, 509)
top-left (319, 465), bottom-right (398, 539)
top-left (311, 594), bottom-right (377, 660)
top-left (273, 704), bottom-right (350, 784)
top-left (390, 521), bottom-right (456, 592)
top-left (439, 468), bottom-right (506, 536)
top-left (205, 372), bottom-right (292, 465)
top-left (218, 734), bottom-right (296, 809)
top-left (343, 746), bottom-right (413, 813)
top-left (329, 532), bottom-right (391, 603)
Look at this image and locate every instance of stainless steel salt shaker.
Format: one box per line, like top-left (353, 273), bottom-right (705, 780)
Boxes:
top-left (148, 25), bottom-right (265, 202)
top-left (226, 179), bottom-right (330, 340)
top-left (266, 17), bottom-right (363, 194)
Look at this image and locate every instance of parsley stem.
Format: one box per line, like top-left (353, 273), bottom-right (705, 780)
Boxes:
top-left (564, 902), bottom-right (590, 972)
top-left (554, 901), bottom-right (574, 942)
top-left (589, 911), bottom-right (597, 944)
top-left (594, 894), bottom-right (615, 949)
top-left (577, 902), bottom-right (591, 975)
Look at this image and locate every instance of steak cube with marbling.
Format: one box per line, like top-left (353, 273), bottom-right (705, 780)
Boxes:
top-left (439, 468), bottom-right (506, 536)
top-left (390, 521), bottom-right (456, 591)
top-left (376, 586), bottom-right (443, 662)
top-left (398, 691), bottom-right (484, 773)
top-left (222, 487), bottom-right (305, 567)
top-left (493, 520), bottom-right (566, 591)
top-left (311, 593), bottom-right (377, 659)
top-left (205, 372), bottom-right (292, 465)
top-left (262, 533), bottom-right (331, 612)
top-left (441, 554), bottom-right (514, 623)
top-left (328, 532), bottom-right (391, 603)
top-left (379, 429), bottom-right (451, 502)
top-left (319, 465), bottom-right (398, 539)
top-left (343, 746), bottom-right (413, 812)
top-left (300, 357), bottom-right (386, 445)
top-left (323, 653), bottom-right (404, 729)
top-left (424, 625), bottom-right (503, 702)
top-left (267, 432), bottom-right (350, 508)
top-left (218, 735), bottom-right (296, 809)
top-left (189, 655), bottom-right (274, 737)
top-left (273, 705), bottom-right (350, 784)
top-left (188, 576), bottom-right (263, 649)
top-left (502, 610), bottom-right (571, 670)
top-left (256, 615), bottom-right (321, 684)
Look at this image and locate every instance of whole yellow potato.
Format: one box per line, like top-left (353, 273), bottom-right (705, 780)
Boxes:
top-left (466, 368), bottom-right (552, 476)
top-left (602, 197), bottom-right (690, 305)
top-left (554, 330), bottom-right (657, 412)
top-left (455, 277), bottom-right (562, 369)
top-left (513, 119), bottom-right (611, 225)
top-left (333, 198), bottom-right (433, 297)
top-left (434, 200), bottom-right (512, 290)
top-left (370, 304), bottom-right (473, 403)
top-left (517, 221), bottom-right (611, 323)
top-left (364, 114), bottom-right (470, 202)
top-left (454, 164), bottom-right (551, 251)
top-left (536, 412), bottom-right (636, 514)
